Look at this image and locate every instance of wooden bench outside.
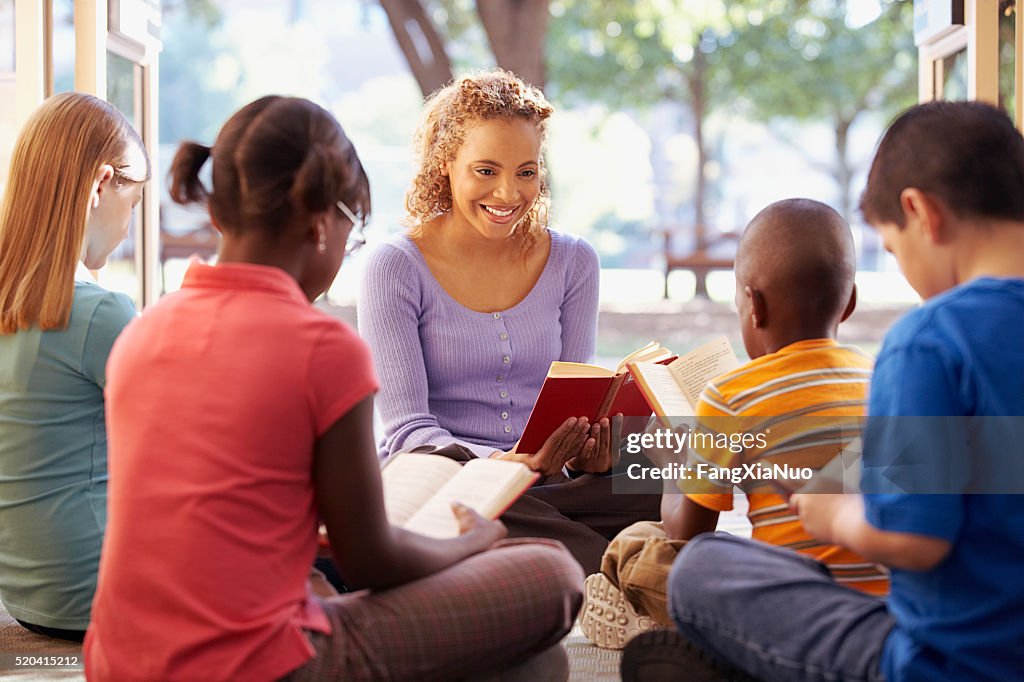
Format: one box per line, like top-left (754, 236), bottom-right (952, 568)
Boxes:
top-left (664, 252), bottom-right (735, 299)
top-left (662, 229), bottom-right (739, 298)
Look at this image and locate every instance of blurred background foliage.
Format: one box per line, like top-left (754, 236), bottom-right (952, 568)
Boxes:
top-left (155, 0), bottom-right (918, 279)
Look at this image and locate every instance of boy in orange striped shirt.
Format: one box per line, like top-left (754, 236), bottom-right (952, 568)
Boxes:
top-left (580, 198), bottom-right (888, 650)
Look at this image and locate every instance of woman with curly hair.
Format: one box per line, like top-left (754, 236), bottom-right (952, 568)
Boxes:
top-left (359, 69), bottom-right (659, 573)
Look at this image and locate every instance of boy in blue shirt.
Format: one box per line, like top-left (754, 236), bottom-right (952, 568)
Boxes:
top-left (622, 101), bottom-right (1024, 681)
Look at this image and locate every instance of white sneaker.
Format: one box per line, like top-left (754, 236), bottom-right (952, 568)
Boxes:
top-left (578, 573), bottom-right (660, 650)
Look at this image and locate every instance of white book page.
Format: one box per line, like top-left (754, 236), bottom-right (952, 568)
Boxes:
top-left (670, 336), bottom-right (740, 406)
top-left (630, 363), bottom-right (694, 417)
top-left (547, 361), bottom-right (615, 378)
top-left (403, 459), bottom-right (531, 538)
top-left (616, 341), bottom-right (672, 374)
top-left (381, 453), bottom-right (464, 527)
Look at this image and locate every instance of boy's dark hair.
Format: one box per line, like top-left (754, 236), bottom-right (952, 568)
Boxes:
top-left (169, 96), bottom-right (370, 236)
top-left (860, 101), bottom-right (1024, 228)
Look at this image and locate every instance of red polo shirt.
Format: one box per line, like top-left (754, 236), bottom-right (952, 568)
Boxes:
top-left (85, 262), bottom-right (377, 681)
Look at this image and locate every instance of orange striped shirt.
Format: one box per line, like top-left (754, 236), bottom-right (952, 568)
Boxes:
top-left (680, 338), bottom-right (889, 596)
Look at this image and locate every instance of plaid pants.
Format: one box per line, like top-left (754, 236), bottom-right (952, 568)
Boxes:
top-left (282, 539), bottom-right (583, 681)
top-left (601, 520), bottom-right (686, 627)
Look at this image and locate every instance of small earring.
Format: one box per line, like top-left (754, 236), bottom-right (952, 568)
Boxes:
top-left (92, 195), bottom-right (100, 209)
top-left (317, 233), bottom-right (327, 254)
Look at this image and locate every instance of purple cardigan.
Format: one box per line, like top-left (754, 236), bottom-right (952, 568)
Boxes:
top-left (358, 230), bottom-right (600, 459)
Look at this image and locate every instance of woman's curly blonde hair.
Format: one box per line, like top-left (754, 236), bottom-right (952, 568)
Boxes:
top-left (406, 69), bottom-right (554, 246)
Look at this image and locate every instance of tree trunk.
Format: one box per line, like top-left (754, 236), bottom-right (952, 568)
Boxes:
top-left (690, 45), bottom-right (710, 298)
top-left (475, 0), bottom-right (550, 90)
top-left (379, 0), bottom-right (454, 97)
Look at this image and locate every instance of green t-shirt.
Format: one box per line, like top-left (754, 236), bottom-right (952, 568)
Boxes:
top-left (0, 275), bottom-right (135, 629)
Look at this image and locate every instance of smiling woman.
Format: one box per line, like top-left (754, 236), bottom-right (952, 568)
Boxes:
top-left (358, 69), bottom-right (660, 572)
top-left (447, 117), bottom-right (542, 237)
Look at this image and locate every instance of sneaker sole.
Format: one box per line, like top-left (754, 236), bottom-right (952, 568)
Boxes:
top-left (578, 573), bottom-right (659, 650)
top-left (621, 630), bottom-right (758, 682)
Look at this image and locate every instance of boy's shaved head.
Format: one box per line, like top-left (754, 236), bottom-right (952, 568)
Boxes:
top-left (737, 198), bottom-right (856, 326)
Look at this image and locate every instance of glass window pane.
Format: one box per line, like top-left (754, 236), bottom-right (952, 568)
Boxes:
top-left (107, 52), bottom-right (140, 126)
top-left (999, 0), bottom-right (1016, 123)
top-left (0, 0), bottom-right (13, 72)
top-left (940, 49), bottom-right (969, 101)
top-left (0, 1), bottom-right (13, 194)
top-left (94, 52), bottom-right (142, 307)
top-left (53, 0), bottom-right (74, 93)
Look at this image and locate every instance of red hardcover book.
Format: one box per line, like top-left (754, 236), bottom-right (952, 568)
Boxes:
top-left (516, 342), bottom-right (675, 455)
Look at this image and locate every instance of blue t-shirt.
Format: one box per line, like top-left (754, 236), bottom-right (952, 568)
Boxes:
top-left (862, 277), bottom-right (1024, 681)
top-left (0, 275), bottom-right (135, 629)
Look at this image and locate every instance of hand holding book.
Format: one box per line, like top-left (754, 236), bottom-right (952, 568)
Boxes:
top-left (514, 338), bottom-right (738, 471)
top-left (504, 414), bottom-right (625, 476)
top-left (379, 453), bottom-right (540, 539)
top-left (319, 464), bottom-right (518, 555)
top-left (787, 493), bottom-right (855, 545)
top-left (565, 414), bottom-right (623, 474)
top-left (517, 341), bottom-right (676, 456)
top-left (451, 501), bottom-right (508, 547)
top-left (502, 416), bottom-right (591, 476)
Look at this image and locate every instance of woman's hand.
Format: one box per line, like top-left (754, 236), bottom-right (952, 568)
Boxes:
top-left (452, 502), bottom-right (508, 553)
top-left (500, 417), bottom-right (590, 476)
top-left (566, 415), bottom-right (623, 474)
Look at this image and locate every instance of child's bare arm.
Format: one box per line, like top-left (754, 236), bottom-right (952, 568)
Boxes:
top-left (642, 422), bottom-right (720, 541)
top-left (791, 493), bottom-right (952, 571)
top-left (313, 395), bottom-right (506, 590)
top-left (662, 493), bottom-right (719, 542)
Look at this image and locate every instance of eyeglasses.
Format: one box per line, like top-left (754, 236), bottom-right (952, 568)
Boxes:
top-left (113, 167), bottom-right (148, 185)
top-left (336, 200), bottom-right (367, 256)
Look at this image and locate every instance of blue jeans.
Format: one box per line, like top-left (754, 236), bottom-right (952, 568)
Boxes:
top-left (668, 534), bottom-right (894, 682)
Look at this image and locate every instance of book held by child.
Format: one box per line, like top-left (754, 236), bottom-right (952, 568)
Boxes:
top-left (628, 336), bottom-right (741, 426)
top-left (380, 453), bottom-right (540, 538)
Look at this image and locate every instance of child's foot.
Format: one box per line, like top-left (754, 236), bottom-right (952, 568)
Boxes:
top-left (578, 573), bottom-right (659, 649)
top-left (620, 630), bottom-right (757, 682)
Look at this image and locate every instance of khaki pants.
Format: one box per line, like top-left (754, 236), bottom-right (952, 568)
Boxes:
top-left (600, 521), bottom-right (686, 627)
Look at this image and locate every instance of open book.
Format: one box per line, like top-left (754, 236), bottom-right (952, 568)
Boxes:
top-left (380, 453), bottom-right (539, 538)
top-left (628, 336), bottom-right (741, 426)
top-left (517, 342), bottom-right (675, 454)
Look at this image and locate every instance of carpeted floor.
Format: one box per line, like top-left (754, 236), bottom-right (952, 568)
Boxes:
top-left (0, 603), bottom-right (84, 680)
top-left (565, 623), bottom-right (622, 681)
